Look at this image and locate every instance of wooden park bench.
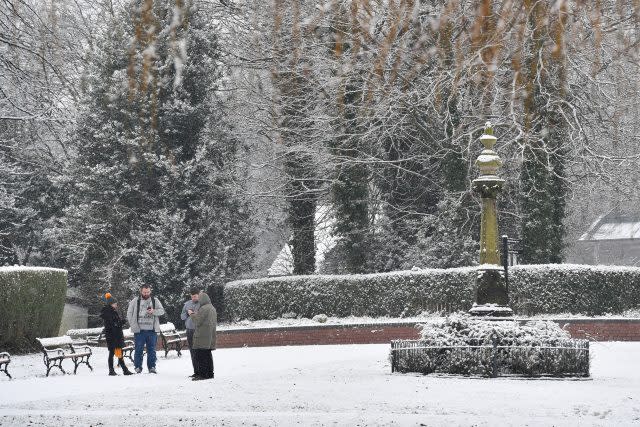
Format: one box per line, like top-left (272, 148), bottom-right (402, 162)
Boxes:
top-left (159, 322), bottom-right (187, 358)
top-left (121, 329), bottom-right (135, 362)
top-left (67, 327), bottom-right (135, 362)
top-left (36, 336), bottom-right (93, 376)
top-left (67, 327), bottom-right (104, 346)
top-left (66, 323), bottom-right (183, 360)
top-left (0, 352), bottom-right (11, 379)
top-left (109, 324), bottom-right (181, 359)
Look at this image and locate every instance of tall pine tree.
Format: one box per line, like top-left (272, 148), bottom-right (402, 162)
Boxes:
top-left (271, 2), bottom-right (320, 275)
top-left (54, 0), bottom-right (253, 323)
top-left (519, 0), bottom-right (568, 264)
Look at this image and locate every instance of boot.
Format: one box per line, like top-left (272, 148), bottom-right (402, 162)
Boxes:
top-left (108, 358), bottom-right (117, 376)
top-left (119, 358), bottom-right (133, 376)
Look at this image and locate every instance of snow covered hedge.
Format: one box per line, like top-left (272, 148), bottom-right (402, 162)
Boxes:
top-left (0, 266), bottom-right (67, 352)
top-left (224, 264), bottom-right (640, 320)
top-left (418, 313), bottom-right (573, 345)
top-left (510, 264), bottom-right (640, 315)
top-left (392, 314), bottom-right (589, 377)
top-left (225, 268), bottom-right (477, 320)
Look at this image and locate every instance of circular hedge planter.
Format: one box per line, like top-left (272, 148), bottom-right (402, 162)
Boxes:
top-left (391, 314), bottom-right (590, 377)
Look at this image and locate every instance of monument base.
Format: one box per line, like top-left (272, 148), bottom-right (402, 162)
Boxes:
top-left (474, 265), bottom-right (511, 311)
top-left (468, 303), bottom-right (514, 317)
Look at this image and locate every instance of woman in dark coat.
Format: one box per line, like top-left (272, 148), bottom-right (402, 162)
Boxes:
top-left (100, 293), bottom-right (133, 376)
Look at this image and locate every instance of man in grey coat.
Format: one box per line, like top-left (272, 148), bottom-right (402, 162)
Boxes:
top-left (180, 288), bottom-right (200, 377)
top-left (126, 284), bottom-right (165, 374)
top-left (188, 291), bottom-right (217, 381)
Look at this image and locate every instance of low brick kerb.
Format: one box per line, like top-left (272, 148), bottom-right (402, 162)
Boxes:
top-left (215, 318), bottom-right (640, 349)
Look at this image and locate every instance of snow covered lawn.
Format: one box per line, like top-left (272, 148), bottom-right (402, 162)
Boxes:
top-left (0, 342), bottom-right (639, 426)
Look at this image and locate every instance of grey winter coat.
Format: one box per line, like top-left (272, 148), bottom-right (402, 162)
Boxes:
top-left (180, 299), bottom-right (199, 330)
top-left (126, 296), bottom-right (165, 333)
top-left (189, 292), bottom-right (217, 350)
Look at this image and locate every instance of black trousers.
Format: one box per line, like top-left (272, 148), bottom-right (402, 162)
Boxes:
top-left (186, 329), bottom-right (197, 374)
top-left (193, 349), bottom-right (214, 379)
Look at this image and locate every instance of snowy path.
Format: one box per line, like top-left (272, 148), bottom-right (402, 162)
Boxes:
top-left (0, 342), bottom-right (639, 426)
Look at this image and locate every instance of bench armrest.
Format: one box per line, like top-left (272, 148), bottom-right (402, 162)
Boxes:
top-left (86, 335), bottom-right (102, 344)
top-left (162, 331), bottom-right (182, 339)
top-left (42, 347), bottom-right (65, 357)
top-left (70, 344), bottom-right (92, 354)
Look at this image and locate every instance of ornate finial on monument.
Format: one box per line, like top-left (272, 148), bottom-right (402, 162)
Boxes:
top-left (479, 122), bottom-right (498, 151)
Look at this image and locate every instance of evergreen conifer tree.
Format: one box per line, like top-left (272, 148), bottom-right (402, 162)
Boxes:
top-left (519, 0), bottom-right (568, 264)
top-left (54, 0), bottom-right (253, 322)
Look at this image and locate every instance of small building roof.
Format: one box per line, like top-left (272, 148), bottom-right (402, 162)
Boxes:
top-left (579, 214), bottom-right (640, 241)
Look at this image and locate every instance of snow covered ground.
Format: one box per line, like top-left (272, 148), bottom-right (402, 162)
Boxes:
top-left (1, 342), bottom-right (639, 426)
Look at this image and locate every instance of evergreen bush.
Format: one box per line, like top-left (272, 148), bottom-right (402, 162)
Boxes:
top-left (510, 264), bottom-right (640, 315)
top-left (225, 268), bottom-right (477, 320)
top-left (391, 313), bottom-right (589, 377)
top-left (224, 264), bottom-right (640, 321)
top-left (0, 266), bottom-right (67, 352)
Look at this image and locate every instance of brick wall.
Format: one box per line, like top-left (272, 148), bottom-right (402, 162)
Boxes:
top-left (215, 319), bottom-right (640, 349)
top-left (217, 324), bottom-right (421, 348)
top-left (555, 319), bottom-right (640, 341)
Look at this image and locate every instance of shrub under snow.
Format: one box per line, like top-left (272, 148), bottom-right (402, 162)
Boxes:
top-left (224, 264), bottom-right (640, 321)
top-left (419, 313), bottom-right (572, 345)
top-left (225, 267), bottom-right (476, 321)
top-left (392, 313), bottom-right (589, 377)
top-left (510, 264), bottom-right (640, 315)
top-left (0, 266), bottom-right (67, 352)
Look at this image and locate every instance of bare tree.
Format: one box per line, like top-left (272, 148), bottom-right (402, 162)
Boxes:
top-left (222, 0), bottom-right (640, 271)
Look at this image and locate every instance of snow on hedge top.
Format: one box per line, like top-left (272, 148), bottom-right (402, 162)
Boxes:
top-left (0, 266), bottom-right (67, 274)
top-left (227, 266), bottom-right (477, 288)
top-left (511, 263), bottom-right (640, 273)
top-left (228, 263), bottom-right (640, 288)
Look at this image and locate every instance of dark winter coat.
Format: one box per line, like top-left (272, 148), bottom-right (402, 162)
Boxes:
top-left (100, 305), bottom-right (126, 351)
top-left (190, 293), bottom-right (217, 350)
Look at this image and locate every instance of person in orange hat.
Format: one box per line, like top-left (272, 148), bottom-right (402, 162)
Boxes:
top-left (100, 292), bottom-right (133, 376)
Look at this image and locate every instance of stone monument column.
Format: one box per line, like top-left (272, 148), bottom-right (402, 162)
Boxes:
top-left (469, 122), bottom-right (513, 317)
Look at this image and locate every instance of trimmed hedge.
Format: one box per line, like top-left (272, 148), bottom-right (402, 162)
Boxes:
top-left (392, 314), bottom-right (589, 377)
top-left (510, 264), bottom-right (640, 315)
top-left (225, 268), bottom-right (477, 320)
top-left (224, 264), bottom-right (640, 321)
top-left (0, 266), bottom-right (67, 352)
